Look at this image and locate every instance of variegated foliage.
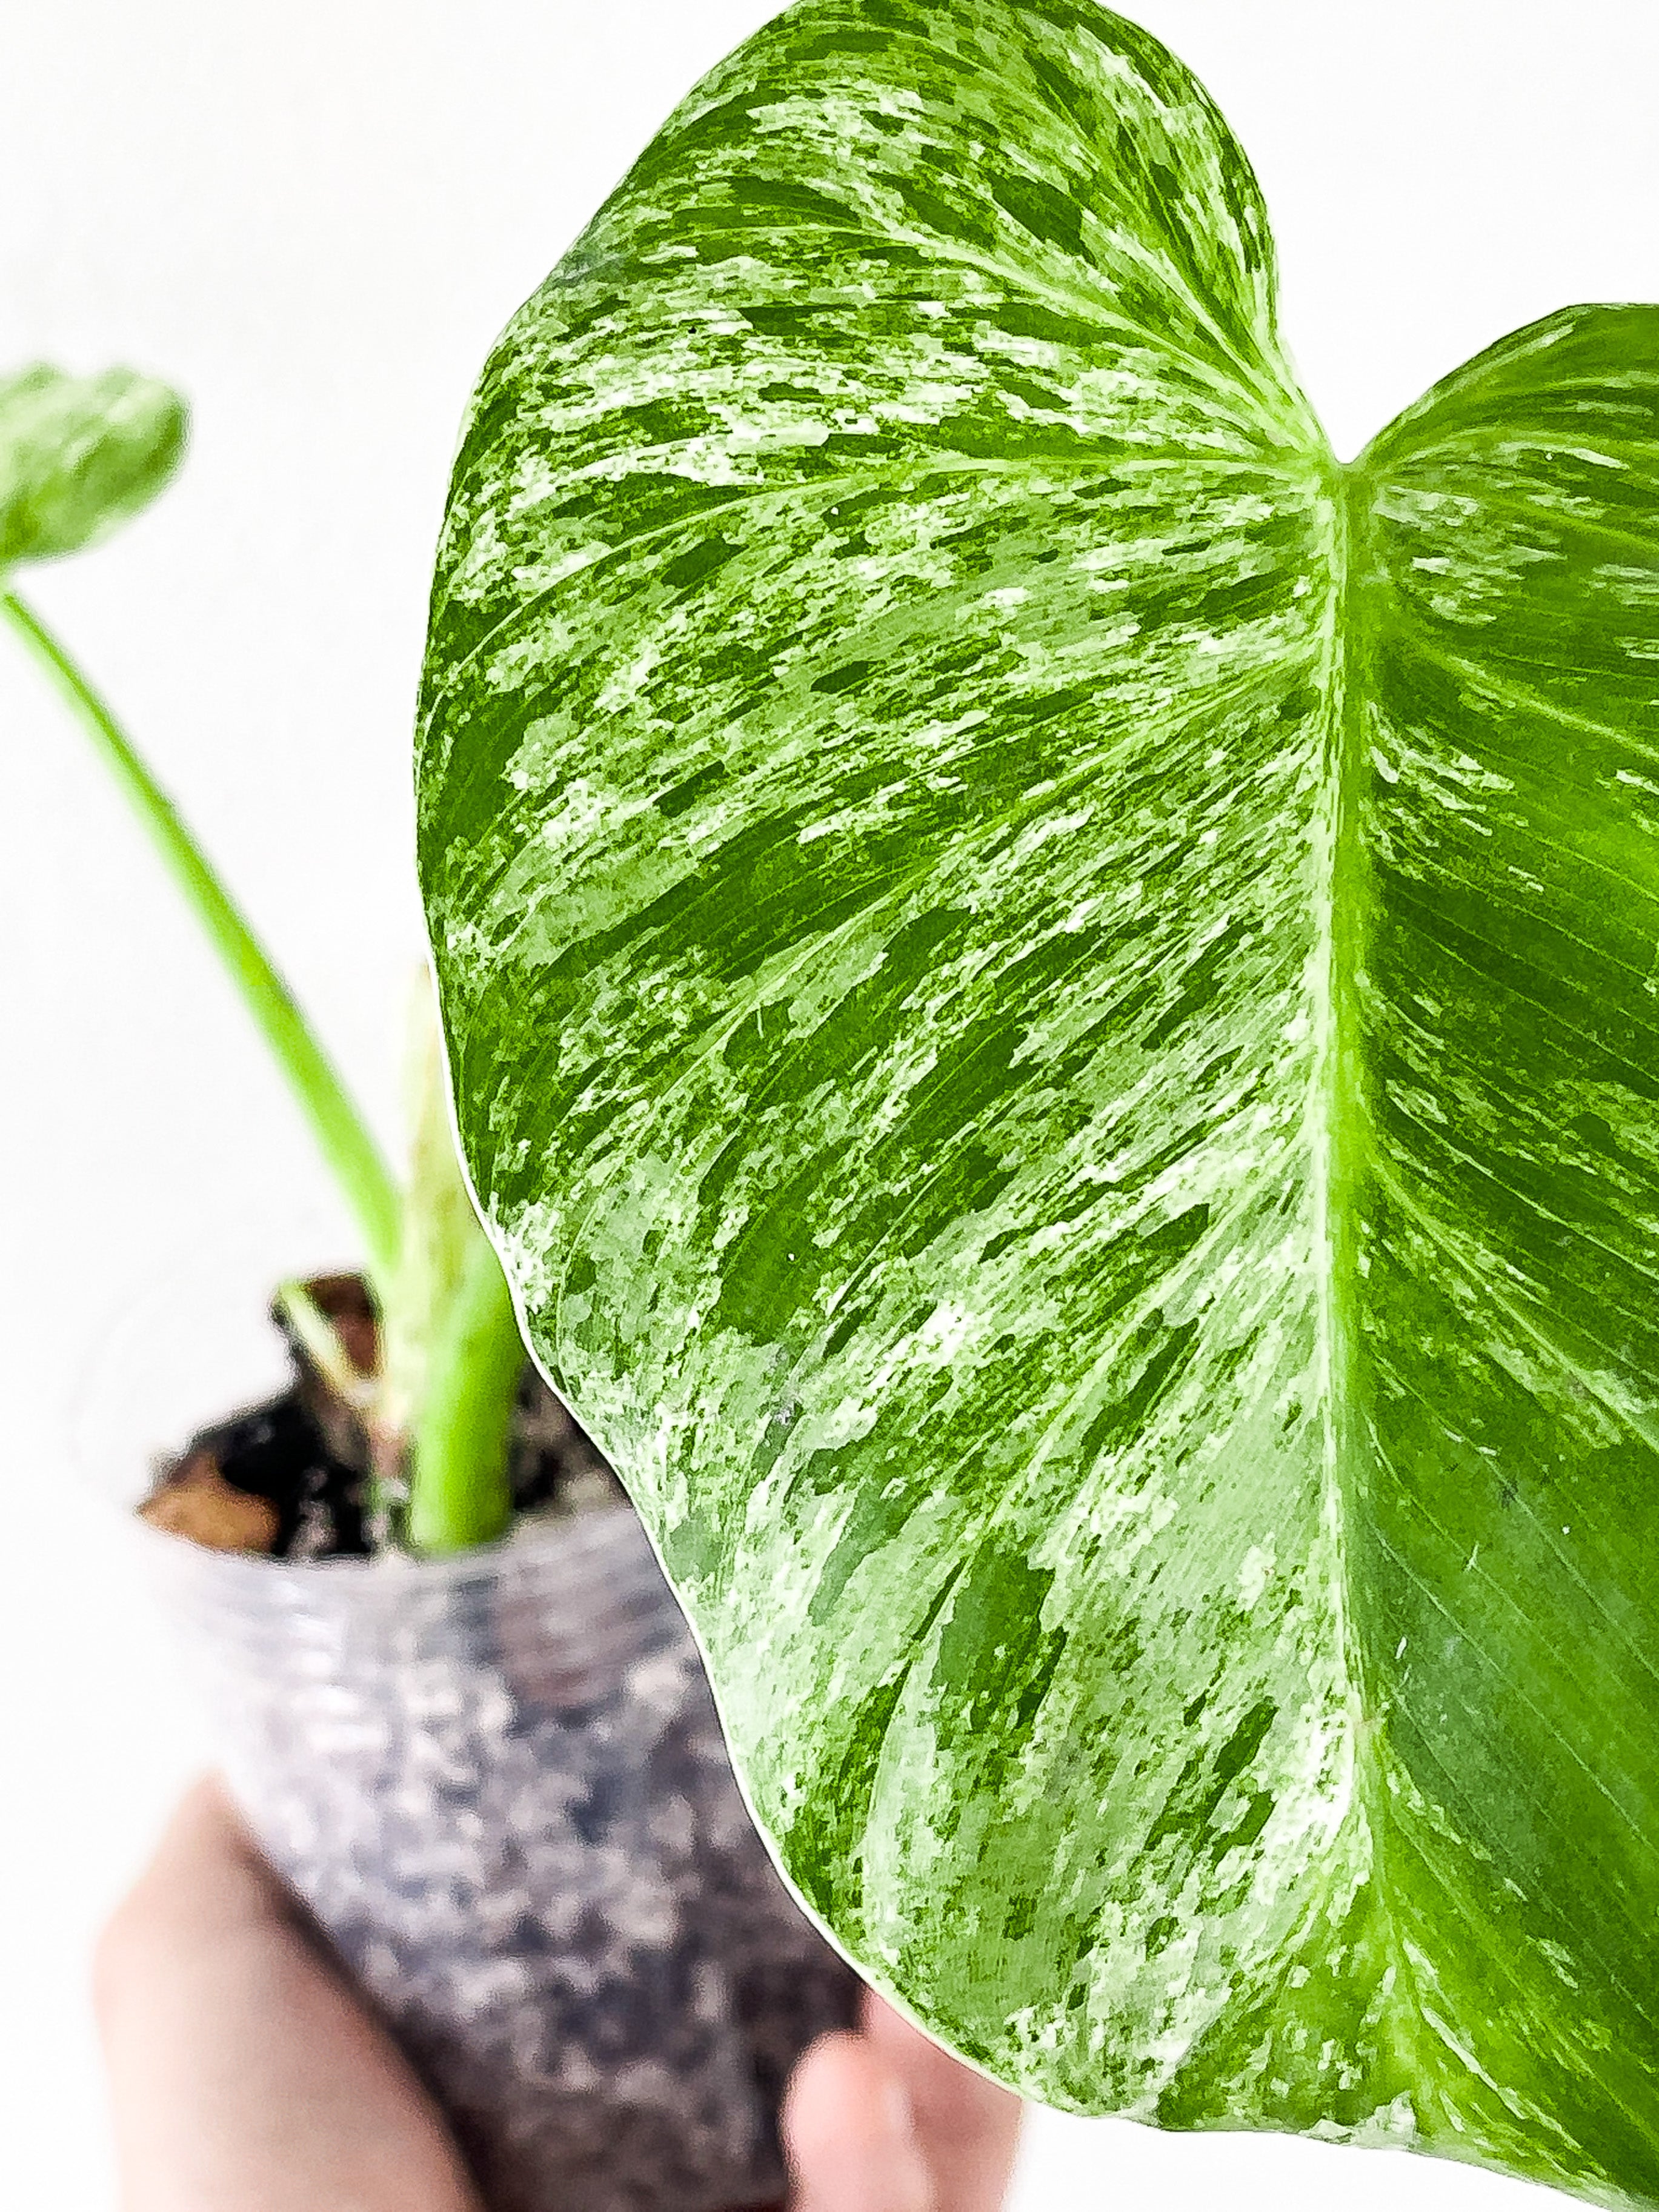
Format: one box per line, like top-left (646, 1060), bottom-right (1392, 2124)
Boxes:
top-left (416, 3), bottom-right (1659, 2196)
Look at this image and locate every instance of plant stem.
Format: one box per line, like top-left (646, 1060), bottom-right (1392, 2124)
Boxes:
top-left (274, 1278), bottom-right (374, 1408)
top-left (405, 1233), bottom-right (522, 1553)
top-left (7, 584), bottom-right (528, 1556)
top-left (2, 586), bottom-right (402, 1285)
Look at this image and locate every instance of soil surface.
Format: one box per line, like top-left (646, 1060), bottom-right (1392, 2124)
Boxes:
top-left (139, 1272), bottom-right (624, 1558)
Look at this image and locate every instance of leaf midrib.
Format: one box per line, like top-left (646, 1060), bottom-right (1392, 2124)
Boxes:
top-left (1313, 457), bottom-right (1374, 1743)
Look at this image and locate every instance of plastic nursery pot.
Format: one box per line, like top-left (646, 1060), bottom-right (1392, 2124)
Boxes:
top-left (138, 1496), bottom-right (862, 2212)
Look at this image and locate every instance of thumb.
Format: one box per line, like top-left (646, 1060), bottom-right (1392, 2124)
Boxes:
top-left (783, 2028), bottom-right (936, 2212)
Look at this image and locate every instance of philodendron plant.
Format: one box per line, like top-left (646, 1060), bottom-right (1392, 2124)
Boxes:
top-left (414, 0), bottom-right (1659, 2202)
top-left (2, 365), bottom-right (527, 1555)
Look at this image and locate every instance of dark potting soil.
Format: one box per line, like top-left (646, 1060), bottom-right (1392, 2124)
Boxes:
top-left (139, 1272), bottom-right (625, 1558)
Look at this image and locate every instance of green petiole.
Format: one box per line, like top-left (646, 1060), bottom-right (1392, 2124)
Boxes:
top-left (6, 583), bottom-right (520, 1553)
top-left (407, 1237), bottom-right (523, 1555)
top-left (2, 587), bottom-right (402, 1284)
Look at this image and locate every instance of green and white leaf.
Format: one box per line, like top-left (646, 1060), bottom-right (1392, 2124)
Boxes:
top-left (416, 1), bottom-right (1659, 2198)
top-left (0, 363), bottom-right (185, 568)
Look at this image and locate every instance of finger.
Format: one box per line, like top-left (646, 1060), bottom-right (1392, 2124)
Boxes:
top-left (860, 1993), bottom-right (1024, 2212)
top-left (104, 1774), bottom-right (288, 1935)
top-left (96, 1773), bottom-right (481, 2212)
top-left (783, 2027), bottom-right (936, 2212)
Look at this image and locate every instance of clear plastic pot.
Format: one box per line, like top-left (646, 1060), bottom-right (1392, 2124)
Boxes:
top-left (139, 1501), bottom-right (861, 2212)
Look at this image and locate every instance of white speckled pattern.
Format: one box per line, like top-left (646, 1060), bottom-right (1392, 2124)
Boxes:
top-left (416, 4), bottom-right (1659, 2199)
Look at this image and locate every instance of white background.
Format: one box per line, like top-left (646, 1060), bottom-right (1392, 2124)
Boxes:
top-left (1, 2), bottom-right (1654, 2205)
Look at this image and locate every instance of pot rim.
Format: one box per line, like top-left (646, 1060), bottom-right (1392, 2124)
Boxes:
top-left (128, 1492), bottom-right (645, 1587)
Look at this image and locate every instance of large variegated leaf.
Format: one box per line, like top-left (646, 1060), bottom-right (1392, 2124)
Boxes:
top-left (416, 1), bottom-right (1659, 2197)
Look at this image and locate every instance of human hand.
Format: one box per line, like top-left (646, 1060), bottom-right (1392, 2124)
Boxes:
top-left (95, 1776), bottom-right (1023, 2212)
top-left (782, 1984), bottom-right (1023, 2212)
top-left (95, 1776), bottom-right (482, 2211)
